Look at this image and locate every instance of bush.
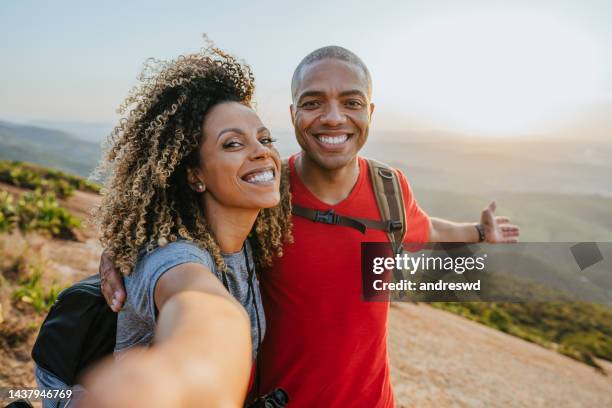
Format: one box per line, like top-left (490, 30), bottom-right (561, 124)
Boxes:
top-left (13, 267), bottom-right (63, 313)
top-left (484, 307), bottom-right (512, 332)
top-left (0, 191), bottom-right (17, 233)
top-left (15, 190), bottom-right (81, 238)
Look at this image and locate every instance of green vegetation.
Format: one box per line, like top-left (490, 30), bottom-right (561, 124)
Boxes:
top-left (0, 191), bottom-right (17, 233)
top-left (0, 190), bottom-right (80, 238)
top-left (2, 248), bottom-right (64, 315)
top-left (13, 267), bottom-right (63, 313)
top-left (16, 190), bottom-right (81, 237)
top-left (432, 301), bottom-right (612, 371)
top-left (0, 161), bottom-right (88, 238)
top-left (0, 160), bottom-right (100, 197)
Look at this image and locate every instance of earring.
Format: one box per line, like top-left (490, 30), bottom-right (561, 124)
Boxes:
top-left (197, 183), bottom-right (204, 192)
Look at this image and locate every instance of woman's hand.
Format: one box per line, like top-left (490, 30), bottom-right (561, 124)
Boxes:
top-left (79, 348), bottom-right (239, 408)
top-left (83, 264), bottom-right (252, 408)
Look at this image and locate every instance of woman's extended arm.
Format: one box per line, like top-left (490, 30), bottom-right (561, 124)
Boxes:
top-left (81, 263), bottom-right (252, 408)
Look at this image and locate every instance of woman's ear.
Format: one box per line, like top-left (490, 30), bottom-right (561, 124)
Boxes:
top-left (187, 168), bottom-right (206, 192)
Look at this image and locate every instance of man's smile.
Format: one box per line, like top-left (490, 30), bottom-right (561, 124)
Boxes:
top-left (311, 131), bottom-right (354, 149)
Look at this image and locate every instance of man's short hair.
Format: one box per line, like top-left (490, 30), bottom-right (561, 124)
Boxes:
top-left (291, 46), bottom-right (372, 101)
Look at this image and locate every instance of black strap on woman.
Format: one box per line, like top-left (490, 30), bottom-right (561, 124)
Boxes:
top-left (243, 243), bottom-right (262, 396)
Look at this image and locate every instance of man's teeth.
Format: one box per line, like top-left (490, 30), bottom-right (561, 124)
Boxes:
top-left (244, 170), bottom-right (274, 184)
top-left (318, 134), bottom-right (348, 145)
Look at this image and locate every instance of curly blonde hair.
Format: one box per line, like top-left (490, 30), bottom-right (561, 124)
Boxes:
top-left (94, 43), bottom-right (292, 280)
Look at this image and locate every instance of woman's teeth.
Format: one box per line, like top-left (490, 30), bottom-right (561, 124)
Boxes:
top-left (318, 134), bottom-right (348, 145)
top-left (244, 170), bottom-right (274, 184)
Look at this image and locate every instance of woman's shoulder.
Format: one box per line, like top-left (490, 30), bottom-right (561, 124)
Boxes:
top-left (132, 239), bottom-right (214, 279)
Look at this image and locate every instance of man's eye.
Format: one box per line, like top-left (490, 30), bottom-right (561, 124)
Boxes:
top-left (346, 100), bottom-right (364, 108)
top-left (260, 137), bottom-right (277, 145)
top-left (300, 101), bottom-right (320, 109)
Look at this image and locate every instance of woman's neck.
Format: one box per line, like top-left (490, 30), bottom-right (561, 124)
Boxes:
top-left (201, 195), bottom-right (259, 254)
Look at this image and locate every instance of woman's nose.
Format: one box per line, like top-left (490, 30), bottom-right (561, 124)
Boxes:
top-left (249, 140), bottom-right (271, 160)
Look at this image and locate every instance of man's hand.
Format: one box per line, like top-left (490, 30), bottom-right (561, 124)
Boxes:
top-left (99, 251), bottom-right (126, 312)
top-left (480, 201), bottom-right (520, 243)
top-left (428, 201), bottom-right (520, 243)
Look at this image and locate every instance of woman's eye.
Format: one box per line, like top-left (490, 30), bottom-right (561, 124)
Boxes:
top-left (223, 141), bottom-right (242, 148)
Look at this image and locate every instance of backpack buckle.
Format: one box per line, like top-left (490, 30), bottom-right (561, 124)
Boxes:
top-left (378, 168), bottom-right (394, 180)
top-left (314, 209), bottom-right (338, 225)
top-left (389, 220), bottom-right (403, 231)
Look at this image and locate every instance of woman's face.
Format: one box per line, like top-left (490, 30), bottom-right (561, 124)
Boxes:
top-left (193, 101), bottom-right (281, 210)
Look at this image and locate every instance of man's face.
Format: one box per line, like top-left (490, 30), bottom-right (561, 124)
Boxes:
top-left (291, 59), bottom-right (374, 171)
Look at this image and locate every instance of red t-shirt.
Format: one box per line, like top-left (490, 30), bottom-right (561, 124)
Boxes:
top-left (257, 154), bottom-right (430, 408)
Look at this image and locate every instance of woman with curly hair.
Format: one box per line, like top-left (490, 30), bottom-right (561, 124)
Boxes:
top-left (35, 43), bottom-right (292, 408)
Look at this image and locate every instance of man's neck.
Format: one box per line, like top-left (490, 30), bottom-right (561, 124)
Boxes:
top-left (295, 153), bottom-right (360, 206)
top-left (202, 196), bottom-right (258, 254)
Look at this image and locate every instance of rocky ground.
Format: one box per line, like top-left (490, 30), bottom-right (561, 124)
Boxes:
top-left (389, 302), bottom-right (612, 407)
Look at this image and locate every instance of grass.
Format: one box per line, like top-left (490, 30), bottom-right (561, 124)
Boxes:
top-left (1, 237), bottom-right (65, 314)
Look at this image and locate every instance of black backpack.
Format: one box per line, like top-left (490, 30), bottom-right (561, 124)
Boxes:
top-left (31, 274), bottom-right (117, 385)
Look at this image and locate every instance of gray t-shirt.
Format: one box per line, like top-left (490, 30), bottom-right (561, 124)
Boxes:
top-left (115, 240), bottom-right (265, 360)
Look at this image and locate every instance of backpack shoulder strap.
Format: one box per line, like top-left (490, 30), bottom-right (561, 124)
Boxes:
top-left (287, 157), bottom-right (407, 249)
top-left (366, 158), bottom-right (407, 253)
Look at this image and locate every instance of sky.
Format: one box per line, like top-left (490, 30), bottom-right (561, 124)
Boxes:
top-left (1, 0), bottom-right (611, 137)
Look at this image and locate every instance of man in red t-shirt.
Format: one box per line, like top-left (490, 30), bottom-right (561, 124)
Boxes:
top-left (100, 46), bottom-right (520, 407)
top-left (254, 47), bottom-right (519, 407)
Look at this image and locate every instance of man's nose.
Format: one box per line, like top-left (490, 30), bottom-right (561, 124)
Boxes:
top-left (320, 102), bottom-right (346, 126)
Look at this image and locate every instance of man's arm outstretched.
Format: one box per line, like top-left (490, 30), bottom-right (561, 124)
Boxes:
top-left (428, 201), bottom-right (520, 243)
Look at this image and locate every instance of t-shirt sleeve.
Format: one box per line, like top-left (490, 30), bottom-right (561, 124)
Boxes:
top-left (395, 169), bottom-right (430, 243)
top-left (125, 241), bottom-right (212, 323)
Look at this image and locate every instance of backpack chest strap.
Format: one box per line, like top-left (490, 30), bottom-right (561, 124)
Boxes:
top-left (291, 205), bottom-right (403, 234)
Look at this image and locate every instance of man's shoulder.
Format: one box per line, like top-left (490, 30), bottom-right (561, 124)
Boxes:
top-left (359, 156), bottom-right (408, 183)
top-left (358, 156), bottom-right (400, 172)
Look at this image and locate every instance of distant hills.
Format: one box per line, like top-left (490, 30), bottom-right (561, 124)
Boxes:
top-left (1, 120), bottom-right (611, 241)
top-left (361, 133), bottom-right (612, 197)
top-left (418, 188), bottom-right (612, 242)
top-left (28, 120), bottom-right (113, 144)
top-left (0, 121), bottom-right (101, 177)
